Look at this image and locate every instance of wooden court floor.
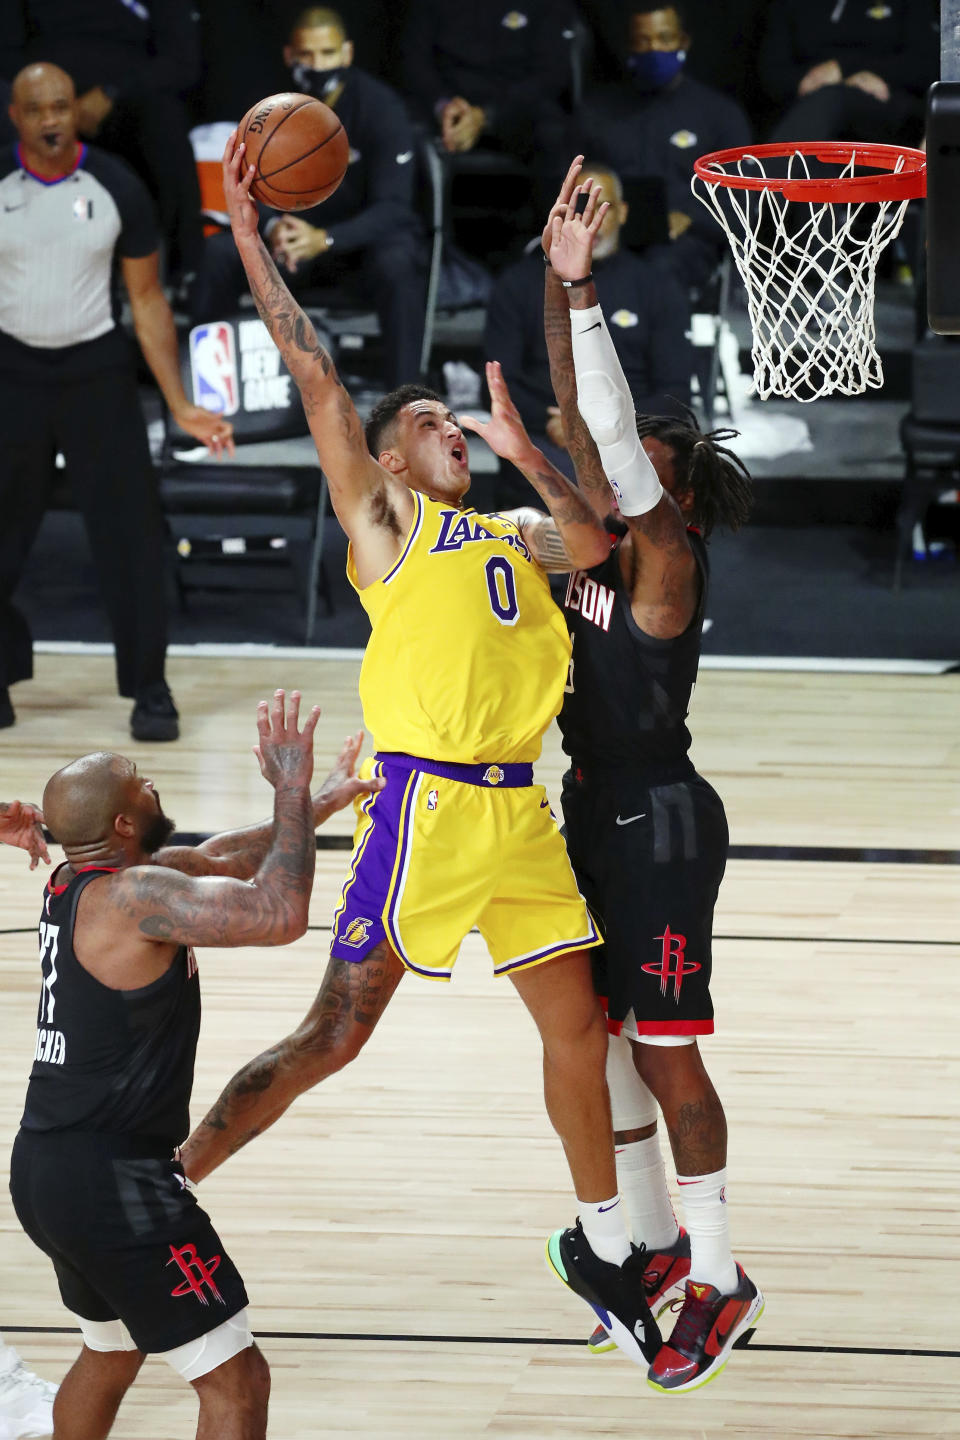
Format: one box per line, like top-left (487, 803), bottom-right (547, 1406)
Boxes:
top-left (0, 653), bottom-right (957, 1439)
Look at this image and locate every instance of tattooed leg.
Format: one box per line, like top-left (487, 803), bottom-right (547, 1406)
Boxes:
top-left (181, 942), bottom-right (405, 1182)
top-left (633, 1040), bottom-right (728, 1175)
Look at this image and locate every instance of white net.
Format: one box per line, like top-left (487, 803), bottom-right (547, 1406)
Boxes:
top-left (692, 149), bottom-right (915, 401)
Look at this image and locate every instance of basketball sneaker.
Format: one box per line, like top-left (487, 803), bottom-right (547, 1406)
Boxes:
top-left (587, 1227), bottom-right (691, 1354)
top-left (545, 1222), bottom-right (662, 1367)
top-left (646, 1263), bottom-right (764, 1394)
top-left (0, 1344), bottom-right (56, 1438)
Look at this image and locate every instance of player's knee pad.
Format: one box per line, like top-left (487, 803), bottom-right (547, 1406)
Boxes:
top-left (605, 1030), bottom-right (658, 1130)
top-left (72, 1314), bottom-right (139, 1352)
top-left (158, 1308), bottom-right (254, 1382)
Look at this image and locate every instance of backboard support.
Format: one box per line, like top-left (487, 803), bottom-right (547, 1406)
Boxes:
top-left (926, 3), bottom-right (960, 333)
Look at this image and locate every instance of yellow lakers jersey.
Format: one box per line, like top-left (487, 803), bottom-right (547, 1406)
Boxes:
top-left (348, 493), bottom-right (571, 763)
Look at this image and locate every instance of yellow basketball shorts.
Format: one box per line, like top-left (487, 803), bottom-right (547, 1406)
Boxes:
top-left (330, 752), bottom-right (601, 980)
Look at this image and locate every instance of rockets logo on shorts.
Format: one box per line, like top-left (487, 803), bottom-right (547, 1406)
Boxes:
top-left (167, 1243), bottom-right (224, 1306)
top-left (641, 926), bottom-right (701, 1003)
top-left (341, 917), bottom-right (374, 948)
top-left (189, 322), bottom-right (239, 416)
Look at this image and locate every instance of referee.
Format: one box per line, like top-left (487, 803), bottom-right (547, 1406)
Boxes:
top-left (0, 63), bottom-right (233, 742)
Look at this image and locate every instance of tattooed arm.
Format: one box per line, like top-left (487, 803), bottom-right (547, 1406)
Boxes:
top-left (221, 132), bottom-right (412, 565)
top-left (154, 731), bottom-right (383, 881)
top-left (459, 360), bottom-right (609, 573)
top-left (113, 691), bottom-right (319, 949)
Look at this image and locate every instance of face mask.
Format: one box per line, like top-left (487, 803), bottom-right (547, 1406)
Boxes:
top-left (626, 49), bottom-right (686, 91)
top-left (291, 62), bottom-right (348, 98)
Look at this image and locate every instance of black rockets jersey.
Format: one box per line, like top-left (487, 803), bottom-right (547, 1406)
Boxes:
top-left (558, 530), bottom-right (709, 770)
top-left (21, 866), bottom-right (201, 1146)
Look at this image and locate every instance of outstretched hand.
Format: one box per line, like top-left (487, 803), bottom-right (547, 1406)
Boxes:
top-left (0, 801), bottom-right (50, 870)
top-left (313, 730), bottom-right (385, 824)
top-left (254, 690), bottom-right (322, 792)
top-left (460, 362), bottom-right (539, 469)
top-left (542, 155), bottom-right (585, 259)
top-left (549, 178), bottom-right (608, 285)
top-left (221, 130), bottom-right (260, 241)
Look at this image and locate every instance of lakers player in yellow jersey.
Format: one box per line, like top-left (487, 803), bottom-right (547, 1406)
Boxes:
top-left (178, 133), bottom-right (665, 1368)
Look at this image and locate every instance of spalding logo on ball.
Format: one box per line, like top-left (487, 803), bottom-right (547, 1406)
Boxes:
top-left (238, 92), bottom-right (350, 211)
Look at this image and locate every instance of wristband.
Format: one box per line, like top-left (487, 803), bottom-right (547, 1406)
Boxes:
top-left (561, 273), bottom-right (593, 288)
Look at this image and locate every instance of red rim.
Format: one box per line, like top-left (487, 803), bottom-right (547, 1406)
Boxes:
top-left (693, 141), bottom-right (926, 203)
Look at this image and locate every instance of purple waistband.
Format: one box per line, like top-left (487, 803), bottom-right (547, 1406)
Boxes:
top-left (375, 752), bottom-right (534, 787)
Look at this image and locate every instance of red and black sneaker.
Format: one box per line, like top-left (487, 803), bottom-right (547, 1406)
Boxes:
top-left (647, 1263), bottom-right (764, 1394)
top-left (587, 1228), bottom-right (691, 1355)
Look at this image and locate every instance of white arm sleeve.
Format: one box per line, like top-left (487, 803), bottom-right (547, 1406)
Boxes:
top-left (570, 303), bottom-right (663, 516)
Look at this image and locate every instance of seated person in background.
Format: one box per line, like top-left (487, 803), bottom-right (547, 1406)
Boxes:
top-left (577, 3), bottom-right (751, 291)
top-left (10, 0), bottom-right (203, 284)
top-left (484, 161), bottom-right (691, 503)
top-left (192, 5), bottom-right (425, 391)
top-left (400, 0), bottom-right (574, 166)
top-left (761, 0), bottom-right (938, 147)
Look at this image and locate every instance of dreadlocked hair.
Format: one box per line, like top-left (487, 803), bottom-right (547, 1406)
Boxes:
top-left (634, 411), bottom-right (753, 539)
top-left (364, 383), bottom-right (445, 456)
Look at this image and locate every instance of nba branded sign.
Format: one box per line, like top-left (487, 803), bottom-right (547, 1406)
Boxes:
top-left (189, 320), bottom-right (294, 417)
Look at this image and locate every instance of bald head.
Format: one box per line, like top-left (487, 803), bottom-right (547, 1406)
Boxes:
top-left (43, 752), bottom-right (175, 861)
top-left (579, 160), bottom-right (627, 259)
top-left (9, 63), bottom-right (78, 170)
top-left (12, 62), bottom-right (75, 106)
top-left (43, 753), bottom-right (136, 849)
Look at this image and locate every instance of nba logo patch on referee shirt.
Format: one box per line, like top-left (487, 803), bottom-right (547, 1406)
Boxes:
top-left (72, 196), bottom-right (92, 221)
top-left (189, 322), bottom-right (239, 416)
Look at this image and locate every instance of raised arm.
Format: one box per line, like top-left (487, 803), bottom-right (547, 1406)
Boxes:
top-left (542, 167), bottom-right (610, 507)
top-left (222, 132), bottom-right (412, 558)
top-left (112, 691), bottom-right (319, 948)
top-left (547, 168), bottom-right (698, 633)
top-left (154, 731), bottom-right (383, 880)
top-left (459, 361), bottom-right (609, 573)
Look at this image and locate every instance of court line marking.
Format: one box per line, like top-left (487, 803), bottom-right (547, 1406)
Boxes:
top-left (1, 1324), bottom-right (956, 1359)
top-left (32, 641), bottom-right (958, 674)
top-left (155, 832), bottom-right (960, 865)
top-left (2, 928), bottom-right (958, 947)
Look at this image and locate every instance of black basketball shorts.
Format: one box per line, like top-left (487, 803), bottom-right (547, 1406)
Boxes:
top-left (561, 761), bottom-right (729, 1037)
top-left (9, 1129), bottom-right (248, 1354)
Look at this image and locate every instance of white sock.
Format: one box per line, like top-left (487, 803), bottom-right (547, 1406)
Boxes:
top-left (616, 1135), bottom-right (681, 1250)
top-left (578, 1194), bottom-right (632, 1265)
top-left (675, 1167), bottom-right (738, 1293)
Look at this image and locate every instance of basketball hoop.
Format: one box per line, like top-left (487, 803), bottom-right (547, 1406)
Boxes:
top-left (692, 142), bottom-right (926, 401)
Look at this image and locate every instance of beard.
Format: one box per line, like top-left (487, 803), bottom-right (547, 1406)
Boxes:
top-left (605, 513), bottom-right (628, 537)
top-left (141, 809), bottom-right (176, 854)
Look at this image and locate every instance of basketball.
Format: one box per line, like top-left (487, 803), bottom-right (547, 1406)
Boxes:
top-left (238, 92), bottom-right (350, 211)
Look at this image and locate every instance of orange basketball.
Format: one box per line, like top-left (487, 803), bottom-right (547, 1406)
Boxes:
top-left (238, 92), bottom-right (349, 211)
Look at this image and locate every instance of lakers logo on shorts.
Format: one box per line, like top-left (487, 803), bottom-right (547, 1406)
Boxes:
top-left (341, 917), bottom-right (374, 948)
top-left (483, 765), bottom-right (505, 786)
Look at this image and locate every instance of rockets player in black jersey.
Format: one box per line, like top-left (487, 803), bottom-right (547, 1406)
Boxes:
top-left (540, 161), bottom-right (761, 1394)
top-left (0, 801), bottom-right (58, 1437)
top-left (8, 695), bottom-right (381, 1440)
